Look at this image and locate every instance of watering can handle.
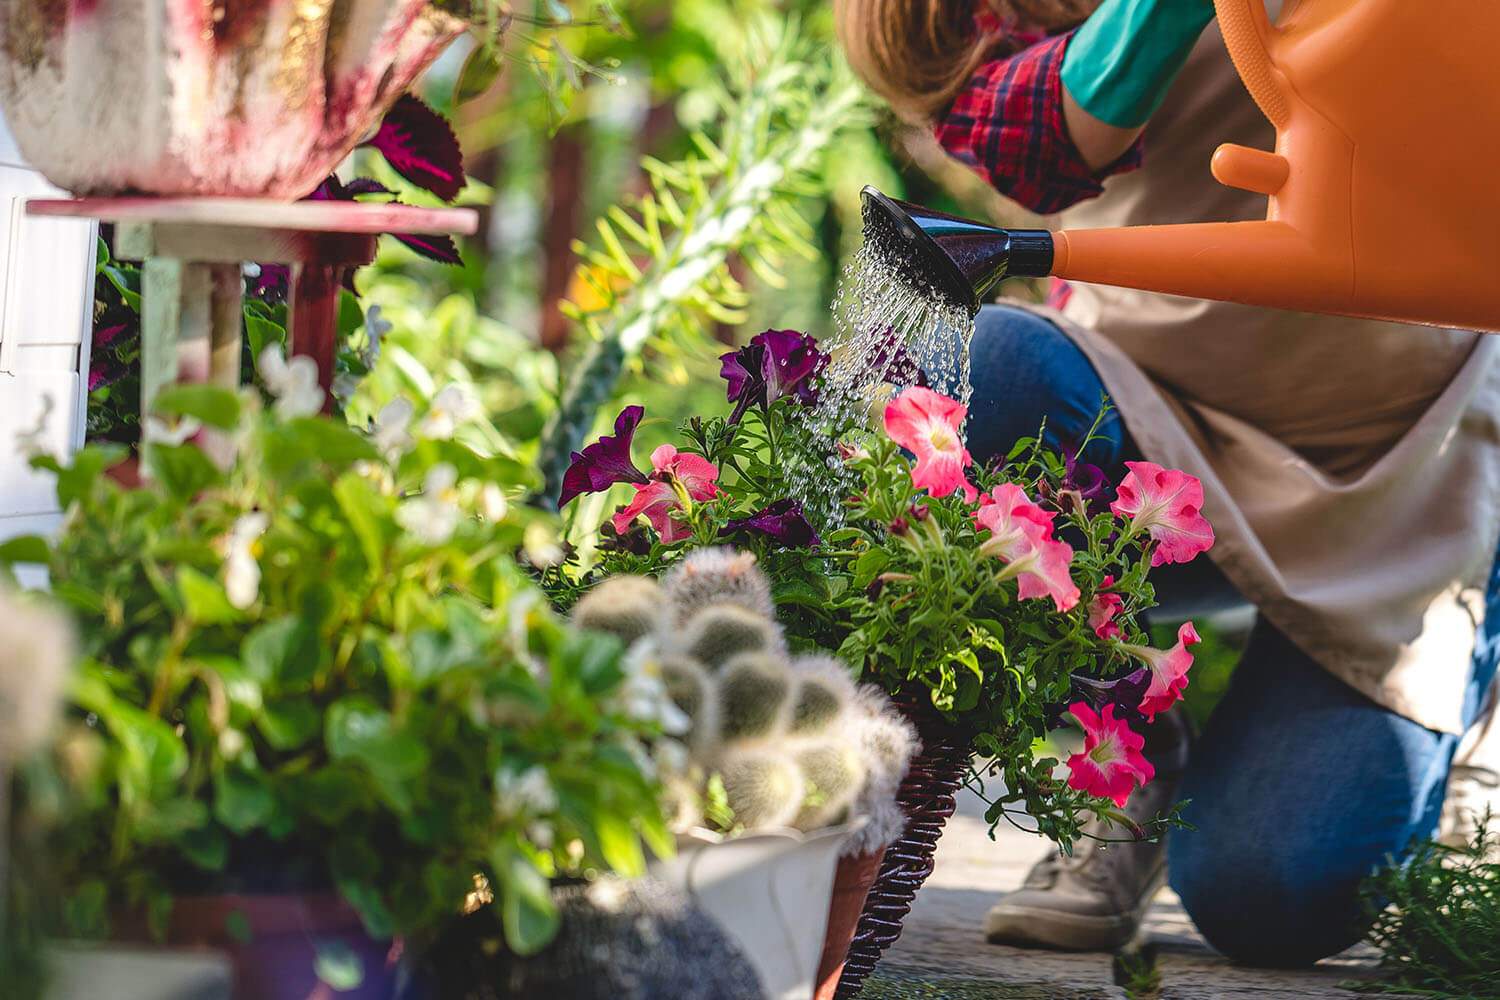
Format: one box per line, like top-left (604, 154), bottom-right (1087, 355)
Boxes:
top-left (1214, 0), bottom-right (1290, 128)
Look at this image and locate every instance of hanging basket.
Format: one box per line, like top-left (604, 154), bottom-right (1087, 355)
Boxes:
top-left (832, 700), bottom-right (971, 999)
top-left (0, 0), bottom-right (466, 198)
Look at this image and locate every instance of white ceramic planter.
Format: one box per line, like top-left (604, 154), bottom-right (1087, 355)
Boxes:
top-left (0, 0), bottom-right (465, 198)
top-left (650, 822), bottom-right (862, 1000)
top-left (44, 942), bottom-right (232, 1000)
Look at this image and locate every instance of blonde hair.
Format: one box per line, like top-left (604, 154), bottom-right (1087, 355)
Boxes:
top-left (835, 0), bottom-right (1100, 121)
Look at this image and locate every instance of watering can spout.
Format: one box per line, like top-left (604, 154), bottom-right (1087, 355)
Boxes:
top-left (861, 185), bottom-right (1343, 321)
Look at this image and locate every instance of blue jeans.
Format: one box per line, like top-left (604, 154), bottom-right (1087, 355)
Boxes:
top-left (968, 305), bottom-right (1500, 966)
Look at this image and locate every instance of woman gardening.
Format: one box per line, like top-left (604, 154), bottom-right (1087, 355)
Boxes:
top-left (836, 0), bottom-right (1500, 968)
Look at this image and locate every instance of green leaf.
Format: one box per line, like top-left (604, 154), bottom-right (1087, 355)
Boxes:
top-left (313, 940), bottom-right (365, 992)
top-left (494, 846), bottom-right (560, 956)
top-left (213, 768), bottom-right (276, 835)
top-left (224, 910), bottom-right (253, 946)
top-left (46, 444), bottom-right (127, 509)
top-left (852, 549), bottom-right (890, 590)
top-left (0, 534), bottom-right (50, 565)
top-left (146, 443), bottom-right (223, 499)
top-left (244, 314), bottom-right (287, 359)
top-left (454, 44), bottom-right (503, 104)
top-left (177, 566), bottom-right (242, 625)
top-left (281, 418), bottom-right (379, 465)
top-left (332, 473), bottom-right (390, 572)
top-left (592, 809), bottom-right (646, 878)
top-left (180, 824), bottom-right (229, 871)
top-left (152, 384), bottom-right (242, 430)
top-left (326, 699), bottom-right (428, 809)
top-left (256, 700), bottom-right (320, 751)
top-left (242, 618), bottom-right (323, 687)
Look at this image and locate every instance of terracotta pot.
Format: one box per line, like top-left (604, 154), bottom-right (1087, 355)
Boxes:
top-left (113, 892), bottom-right (400, 1000)
top-left (0, 0), bottom-right (466, 198)
top-left (812, 849), bottom-right (885, 1000)
top-left (105, 454), bottom-right (142, 489)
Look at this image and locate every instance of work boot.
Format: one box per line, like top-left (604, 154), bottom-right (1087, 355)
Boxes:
top-left (984, 711), bottom-right (1191, 952)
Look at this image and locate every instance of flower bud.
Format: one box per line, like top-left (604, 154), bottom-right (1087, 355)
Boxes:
top-left (889, 516), bottom-right (909, 536)
top-left (909, 503), bottom-right (929, 522)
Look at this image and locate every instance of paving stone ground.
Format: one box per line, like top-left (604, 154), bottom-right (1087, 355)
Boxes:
top-left (868, 787), bottom-right (1403, 999)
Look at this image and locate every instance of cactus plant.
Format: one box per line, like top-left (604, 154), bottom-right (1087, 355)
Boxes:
top-left (572, 575), bottom-right (667, 644)
top-left (662, 547), bottom-right (775, 622)
top-left (681, 603), bottom-right (783, 666)
top-left (574, 549), bottom-right (917, 847)
top-left (717, 652), bottom-right (793, 742)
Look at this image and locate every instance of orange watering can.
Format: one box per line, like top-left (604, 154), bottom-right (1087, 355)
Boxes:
top-left (863, 0), bottom-right (1500, 332)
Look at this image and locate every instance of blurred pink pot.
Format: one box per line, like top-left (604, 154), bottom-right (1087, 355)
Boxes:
top-left (0, 0), bottom-right (466, 198)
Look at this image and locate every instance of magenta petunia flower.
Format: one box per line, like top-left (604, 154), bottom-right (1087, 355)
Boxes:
top-left (974, 484), bottom-right (1079, 611)
top-left (883, 387), bottom-right (976, 500)
top-left (1111, 461), bottom-right (1214, 566)
top-left (1088, 574), bottom-right (1125, 640)
top-left (1116, 621), bottom-right (1201, 722)
top-left (721, 498), bottom-right (821, 548)
top-left (559, 405), bottom-right (650, 506)
top-left (1065, 701), bottom-right (1156, 808)
top-left (611, 445), bottom-right (720, 544)
top-left (720, 329), bottom-right (829, 422)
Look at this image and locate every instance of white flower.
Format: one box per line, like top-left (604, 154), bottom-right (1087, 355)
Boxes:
top-left (14, 393), bottom-right (55, 457)
top-left (361, 305), bottom-right (392, 368)
top-left (396, 464), bottom-right (462, 545)
top-left (0, 582), bottom-right (76, 765)
top-left (522, 521), bottom-right (565, 569)
top-left (479, 484), bottom-right (508, 522)
top-left (495, 765), bottom-right (558, 817)
top-left (371, 398), bottom-right (414, 459)
top-left (258, 345), bottom-right (324, 418)
top-left (223, 512), bottom-right (269, 610)
top-left (417, 383), bottom-right (481, 440)
top-left (142, 414), bottom-right (203, 447)
top-left (617, 643), bottom-right (691, 736)
top-left (331, 373), bottom-right (361, 405)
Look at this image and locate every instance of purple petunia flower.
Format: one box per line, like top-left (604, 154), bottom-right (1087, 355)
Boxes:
top-left (868, 328), bottom-right (929, 389)
top-left (720, 498), bottom-right (821, 548)
top-left (720, 329), bottom-right (828, 423)
top-left (1068, 667), bottom-right (1153, 727)
top-left (1063, 445), bottom-right (1108, 504)
top-left (559, 405), bottom-right (650, 506)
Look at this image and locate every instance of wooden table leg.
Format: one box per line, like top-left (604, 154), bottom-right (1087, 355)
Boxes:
top-left (288, 263), bottom-right (343, 414)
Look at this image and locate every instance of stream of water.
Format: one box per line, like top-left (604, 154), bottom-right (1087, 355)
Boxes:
top-left (788, 231), bottom-right (979, 526)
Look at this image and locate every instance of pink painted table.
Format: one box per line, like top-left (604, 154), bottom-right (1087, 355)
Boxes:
top-left (27, 198), bottom-right (477, 419)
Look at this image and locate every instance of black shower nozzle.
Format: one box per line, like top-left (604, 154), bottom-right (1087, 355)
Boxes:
top-left (859, 186), bottom-right (1054, 317)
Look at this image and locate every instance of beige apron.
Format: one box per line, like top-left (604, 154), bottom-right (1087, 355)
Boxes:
top-left (1009, 17), bottom-right (1500, 735)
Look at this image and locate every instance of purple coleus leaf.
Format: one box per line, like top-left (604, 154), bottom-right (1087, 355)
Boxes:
top-left (719, 329), bottom-right (828, 424)
top-left (559, 405), bottom-right (650, 506)
top-left (720, 498), bottom-right (821, 548)
top-left (365, 94), bottom-right (466, 203)
top-left (390, 231), bottom-right (462, 265)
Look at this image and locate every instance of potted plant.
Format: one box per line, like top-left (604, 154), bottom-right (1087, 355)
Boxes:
top-left (0, 0), bottom-right (472, 198)
top-left (564, 548), bottom-right (919, 1000)
top-left (1, 355), bottom-right (675, 998)
top-left (550, 328), bottom-right (1215, 994)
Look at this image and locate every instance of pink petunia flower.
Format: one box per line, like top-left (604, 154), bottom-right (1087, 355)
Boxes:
top-left (1065, 701), bottom-right (1156, 808)
top-left (612, 445), bottom-right (719, 544)
top-left (883, 387), bottom-right (976, 500)
top-left (1110, 461), bottom-right (1215, 566)
top-left (1116, 622), bottom-right (1201, 722)
top-left (973, 485), bottom-right (1080, 612)
top-left (1088, 575), bottom-right (1125, 641)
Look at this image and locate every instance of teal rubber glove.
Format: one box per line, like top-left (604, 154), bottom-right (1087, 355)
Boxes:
top-left (1060, 0), bottom-right (1216, 129)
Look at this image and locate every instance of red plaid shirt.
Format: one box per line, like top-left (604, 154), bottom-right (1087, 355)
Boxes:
top-left (934, 32), bottom-right (1146, 216)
